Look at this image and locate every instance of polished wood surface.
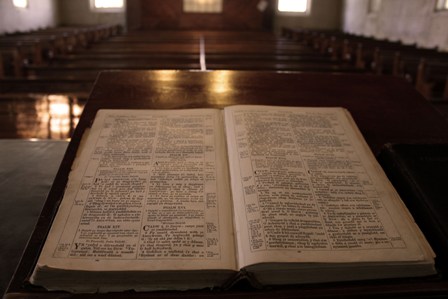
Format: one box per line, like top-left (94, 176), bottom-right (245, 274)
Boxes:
top-left (84, 70), bottom-right (448, 155)
top-left (5, 70), bottom-right (448, 298)
top-left (0, 95), bottom-right (86, 139)
top-left (0, 79), bottom-right (92, 94)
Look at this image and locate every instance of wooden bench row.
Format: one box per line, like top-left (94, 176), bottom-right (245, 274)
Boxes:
top-left (0, 24), bottom-right (122, 78)
top-left (282, 27), bottom-right (448, 100)
top-left (1, 29), bottom-right (366, 95)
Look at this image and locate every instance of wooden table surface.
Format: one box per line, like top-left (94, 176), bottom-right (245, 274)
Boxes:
top-left (84, 70), bottom-right (448, 155)
top-left (5, 70), bottom-right (448, 298)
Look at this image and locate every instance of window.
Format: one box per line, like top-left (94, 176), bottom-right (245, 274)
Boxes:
top-left (277, 0), bottom-right (310, 14)
top-left (368, 0), bottom-right (381, 14)
top-left (12, 0), bottom-right (28, 8)
top-left (90, 0), bottom-right (124, 12)
top-left (183, 0), bottom-right (223, 13)
top-left (436, 0), bottom-right (448, 11)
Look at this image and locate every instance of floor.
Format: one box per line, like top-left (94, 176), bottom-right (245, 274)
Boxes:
top-left (0, 140), bottom-right (68, 296)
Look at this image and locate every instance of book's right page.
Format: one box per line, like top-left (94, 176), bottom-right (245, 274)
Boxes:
top-left (224, 105), bottom-right (435, 284)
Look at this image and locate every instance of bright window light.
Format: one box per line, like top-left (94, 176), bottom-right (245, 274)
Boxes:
top-left (13, 0), bottom-right (28, 8)
top-left (278, 0), bottom-right (308, 13)
top-left (436, 0), bottom-right (448, 10)
top-left (90, 0), bottom-right (124, 12)
top-left (435, 0), bottom-right (448, 10)
top-left (94, 0), bottom-right (123, 9)
top-left (184, 0), bottom-right (223, 13)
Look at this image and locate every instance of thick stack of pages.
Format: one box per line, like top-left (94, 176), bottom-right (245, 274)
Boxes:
top-left (31, 106), bottom-right (436, 293)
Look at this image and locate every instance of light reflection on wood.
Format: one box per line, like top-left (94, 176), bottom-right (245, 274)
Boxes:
top-left (0, 95), bottom-right (85, 140)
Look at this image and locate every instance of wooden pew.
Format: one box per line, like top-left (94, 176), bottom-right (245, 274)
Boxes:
top-left (85, 30), bottom-right (360, 73)
top-left (0, 40), bottom-right (43, 66)
top-left (81, 43), bottom-right (200, 55)
top-left (281, 28), bottom-right (341, 47)
top-left (282, 29), bottom-right (374, 67)
top-left (0, 28), bottom-right (369, 95)
top-left (35, 24), bottom-right (121, 46)
top-left (205, 59), bottom-right (364, 72)
top-left (202, 36), bottom-right (360, 72)
top-left (416, 59), bottom-right (448, 100)
top-left (204, 42), bottom-right (314, 55)
top-left (354, 41), bottom-right (416, 71)
top-left (0, 24), bottom-right (122, 98)
top-left (0, 52), bottom-right (3, 78)
top-left (51, 53), bottom-right (200, 64)
top-left (87, 39), bottom-right (309, 57)
top-left (43, 59), bottom-right (201, 69)
top-left (25, 61), bottom-right (201, 80)
top-left (281, 27), bottom-right (448, 101)
top-left (0, 47), bottom-right (23, 77)
top-left (0, 24), bottom-right (122, 77)
top-left (118, 30), bottom-right (277, 43)
top-left (311, 29), bottom-right (447, 78)
top-left (205, 53), bottom-right (337, 63)
top-left (1, 24), bottom-right (121, 57)
top-left (26, 29), bottom-right (368, 80)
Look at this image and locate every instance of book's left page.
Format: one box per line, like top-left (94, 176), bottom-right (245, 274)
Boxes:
top-left (31, 109), bottom-right (236, 292)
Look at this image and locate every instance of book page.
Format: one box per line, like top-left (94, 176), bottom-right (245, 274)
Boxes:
top-left (224, 105), bottom-right (434, 269)
top-left (35, 109), bottom-right (236, 273)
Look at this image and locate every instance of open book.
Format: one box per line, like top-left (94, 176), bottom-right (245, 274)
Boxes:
top-left (30, 106), bottom-right (436, 293)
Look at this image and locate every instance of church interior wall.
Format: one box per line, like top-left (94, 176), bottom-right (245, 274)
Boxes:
top-left (0, 0), bottom-right (58, 34)
top-left (343, 0), bottom-right (448, 51)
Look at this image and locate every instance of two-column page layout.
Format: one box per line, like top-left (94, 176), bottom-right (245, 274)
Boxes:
top-left (31, 106), bottom-right (435, 292)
